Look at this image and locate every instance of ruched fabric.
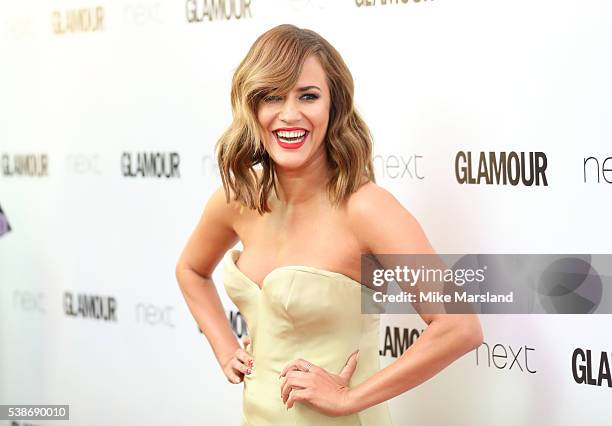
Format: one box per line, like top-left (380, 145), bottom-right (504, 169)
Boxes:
top-left (222, 249), bottom-right (393, 426)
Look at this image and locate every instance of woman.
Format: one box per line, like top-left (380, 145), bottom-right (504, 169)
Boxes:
top-left (176, 24), bottom-right (483, 425)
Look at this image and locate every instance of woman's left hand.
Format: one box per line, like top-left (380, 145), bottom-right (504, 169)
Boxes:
top-left (279, 350), bottom-right (359, 417)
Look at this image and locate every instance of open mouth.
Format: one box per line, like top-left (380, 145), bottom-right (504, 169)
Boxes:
top-left (274, 129), bottom-right (309, 144)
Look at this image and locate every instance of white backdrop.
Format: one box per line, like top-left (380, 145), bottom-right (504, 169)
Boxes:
top-left (1, 0), bottom-right (611, 425)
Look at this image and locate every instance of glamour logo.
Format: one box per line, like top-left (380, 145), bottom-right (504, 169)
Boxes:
top-left (229, 309), bottom-right (248, 338)
top-left (455, 151), bottom-right (548, 186)
top-left (198, 309), bottom-right (247, 337)
top-left (135, 302), bottom-right (175, 327)
top-left (63, 292), bottom-right (118, 321)
top-left (475, 342), bottom-right (536, 373)
top-left (13, 290), bottom-right (46, 313)
top-left (185, 0), bottom-right (252, 22)
top-left (583, 155), bottom-right (612, 184)
top-left (121, 152), bottom-right (181, 178)
top-left (373, 154), bottom-right (424, 180)
top-left (572, 348), bottom-right (612, 387)
top-left (379, 326), bottom-right (423, 358)
top-left (1, 154), bottom-right (48, 177)
top-left (52, 7), bottom-right (105, 34)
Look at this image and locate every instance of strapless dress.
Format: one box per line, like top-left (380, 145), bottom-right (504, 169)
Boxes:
top-left (222, 249), bottom-right (393, 426)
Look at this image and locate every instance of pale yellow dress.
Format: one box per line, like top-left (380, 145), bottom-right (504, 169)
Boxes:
top-left (222, 249), bottom-right (393, 426)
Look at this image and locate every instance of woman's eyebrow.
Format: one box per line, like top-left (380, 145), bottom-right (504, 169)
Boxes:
top-left (297, 85), bottom-right (321, 92)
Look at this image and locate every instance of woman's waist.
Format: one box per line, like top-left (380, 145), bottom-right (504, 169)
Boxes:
top-left (247, 344), bottom-right (380, 384)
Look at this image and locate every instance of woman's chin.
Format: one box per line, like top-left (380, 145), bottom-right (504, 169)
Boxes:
top-left (271, 155), bottom-right (308, 171)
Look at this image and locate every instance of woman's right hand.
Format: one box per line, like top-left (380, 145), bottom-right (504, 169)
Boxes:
top-left (222, 335), bottom-right (254, 384)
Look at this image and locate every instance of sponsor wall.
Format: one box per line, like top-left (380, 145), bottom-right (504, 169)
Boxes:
top-left (1, 1), bottom-right (610, 425)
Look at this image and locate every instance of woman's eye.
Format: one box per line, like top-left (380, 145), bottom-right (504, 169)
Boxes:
top-left (262, 93), bottom-right (319, 103)
top-left (301, 93), bottom-right (319, 101)
top-left (263, 95), bottom-right (282, 103)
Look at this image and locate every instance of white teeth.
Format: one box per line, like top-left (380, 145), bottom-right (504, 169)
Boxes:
top-left (275, 131), bottom-right (307, 144)
top-left (276, 130), bottom-right (307, 138)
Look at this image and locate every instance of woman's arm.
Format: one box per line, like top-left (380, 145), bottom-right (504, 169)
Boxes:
top-left (342, 182), bottom-right (484, 414)
top-left (175, 186), bottom-right (252, 382)
top-left (345, 315), bottom-right (482, 414)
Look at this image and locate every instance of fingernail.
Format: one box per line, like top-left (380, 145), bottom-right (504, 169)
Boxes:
top-left (246, 368), bottom-right (251, 375)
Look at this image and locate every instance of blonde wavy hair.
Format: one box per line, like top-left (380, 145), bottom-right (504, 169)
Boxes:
top-left (216, 24), bottom-right (376, 214)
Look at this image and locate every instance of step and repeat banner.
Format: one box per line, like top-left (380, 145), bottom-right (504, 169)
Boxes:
top-left (1, 1), bottom-right (611, 425)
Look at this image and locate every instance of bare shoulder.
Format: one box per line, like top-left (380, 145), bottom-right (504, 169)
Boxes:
top-left (206, 168), bottom-right (264, 231)
top-left (346, 181), bottom-right (405, 236)
top-left (204, 184), bottom-right (244, 229)
top-left (346, 181), bottom-right (399, 214)
top-left (346, 181), bottom-right (434, 254)
top-left (175, 184), bottom-right (243, 276)
top-left (346, 181), bottom-right (406, 229)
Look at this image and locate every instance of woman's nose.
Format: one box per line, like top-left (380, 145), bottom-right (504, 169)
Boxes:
top-left (278, 99), bottom-right (301, 123)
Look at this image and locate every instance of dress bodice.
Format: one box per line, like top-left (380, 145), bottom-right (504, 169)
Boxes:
top-left (222, 249), bottom-right (393, 426)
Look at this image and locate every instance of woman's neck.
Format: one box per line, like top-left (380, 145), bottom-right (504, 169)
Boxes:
top-left (272, 161), bottom-right (331, 208)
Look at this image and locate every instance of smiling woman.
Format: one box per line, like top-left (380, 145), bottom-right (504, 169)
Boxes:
top-left (215, 24), bottom-right (375, 214)
top-left (256, 56), bottom-right (331, 165)
top-left (176, 23), bottom-right (483, 426)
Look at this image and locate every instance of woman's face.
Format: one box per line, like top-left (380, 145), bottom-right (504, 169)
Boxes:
top-left (256, 55), bottom-right (331, 171)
